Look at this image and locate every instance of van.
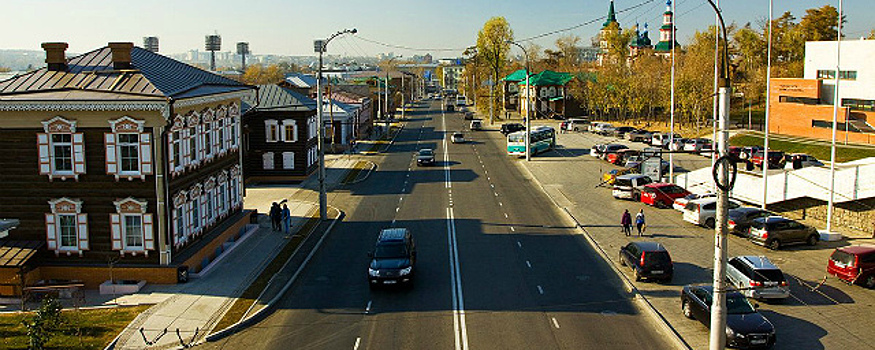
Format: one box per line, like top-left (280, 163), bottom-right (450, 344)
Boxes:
top-left (651, 132), bottom-right (682, 148)
top-left (683, 197), bottom-right (741, 228)
top-left (470, 119), bottom-right (482, 131)
top-left (827, 245), bottom-right (875, 288)
top-left (726, 256), bottom-right (790, 300)
top-left (561, 118), bottom-right (590, 132)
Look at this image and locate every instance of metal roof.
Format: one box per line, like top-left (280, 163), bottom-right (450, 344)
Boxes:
top-left (0, 45), bottom-right (251, 101)
top-left (0, 240), bottom-right (42, 267)
top-left (244, 84), bottom-right (316, 113)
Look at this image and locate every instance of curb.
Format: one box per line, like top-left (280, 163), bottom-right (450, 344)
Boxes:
top-left (201, 208), bottom-right (345, 344)
top-left (379, 122), bottom-right (405, 153)
top-left (345, 161), bottom-right (377, 185)
top-left (516, 161), bottom-right (692, 350)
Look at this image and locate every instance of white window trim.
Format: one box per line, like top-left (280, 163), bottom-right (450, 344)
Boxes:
top-left (265, 119), bottom-right (279, 143)
top-left (282, 119), bottom-right (298, 143)
top-left (38, 116), bottom-right (85, 181)
top-left (46, 197), bottom-right (88, 256)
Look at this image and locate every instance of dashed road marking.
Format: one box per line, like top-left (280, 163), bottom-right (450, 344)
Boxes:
top-left (510, 226), bottom-right (515, 232)
top-left (551, 317), bottom-right (560, 329)
top-left (517, 241), bottom-right (522, 248)
top-left (504, 213), bottom-right (509, 218)
top-left (537, 285), bottom-right (544, 295)
top-left (366, 300), bottom-right (372, 313)
top-left (354, 337), bottom-right (361, 350)
top-left (526, 260), bottom-right (532, 268)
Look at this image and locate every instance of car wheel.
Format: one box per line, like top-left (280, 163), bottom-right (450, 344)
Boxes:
top-left (864, 275), bottom-right (875, 289)
top-left (807, 234), bottom-right (819, 246)
top-left (767, 239), bottom-right (781, 250)
top-left (619, 253), bottom-right (627, 266)
top-left (574, 127), bottom-right (580, 132)
top-left (705, 218), bottom-right (716, 229)
top-left (634, 269), bottom-right (642, 282)
top-left (682, 300), bottom-right (694, 319)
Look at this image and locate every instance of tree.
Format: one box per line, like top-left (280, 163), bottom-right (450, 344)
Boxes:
top-left (798, 5), bottom-right (841, 42)
top-left (868, 29), bottom-right (875, 40)
top-left (241, 64), bottom-right (284, 85)
top-left (22, 298), bottom-right (64, 350)
top-left (475, 16), bottom-right (514, 123)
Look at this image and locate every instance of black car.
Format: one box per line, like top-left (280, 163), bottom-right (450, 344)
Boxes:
top-left (368, 228), bottom-right (416, 288)
top-left (500, 123), bottom-right (525, 136)
top-left (619, 241), bottom-right (673, 282)
top-left (681, 285), bottom-right (776, 349)
top-left (727, 208), bottom-right (775, 236)
top-left (416, 148), bottom-right (435, 166)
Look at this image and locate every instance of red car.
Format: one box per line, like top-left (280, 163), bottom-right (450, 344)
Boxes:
top-left (828, 245), bottom-right (875, 288)
top-left (607, 149), bottom-right (640, 165)
top-left (640, 183), bottom-right (691, 209)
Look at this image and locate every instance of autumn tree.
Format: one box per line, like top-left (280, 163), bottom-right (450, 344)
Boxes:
top-left (475, 16), bottom-right (513, 123)
top-left (241, 64), bottom-right (284, 85)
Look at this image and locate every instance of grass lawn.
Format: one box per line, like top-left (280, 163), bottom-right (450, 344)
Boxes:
top-left (730, 133), bottom-right (875, 163)
top-left (0, 305), bottom-right (151, 350)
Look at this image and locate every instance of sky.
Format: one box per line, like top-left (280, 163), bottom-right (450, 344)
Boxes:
top-left (2, 0), bottom-right (872, 59)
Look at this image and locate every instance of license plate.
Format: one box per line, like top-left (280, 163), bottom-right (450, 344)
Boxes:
top-left (651, 270), bottom-right (664, 274)
top-left (751, 339), bottom-right (766, 345)
top-left (383, 280), bottom-right (397, 284)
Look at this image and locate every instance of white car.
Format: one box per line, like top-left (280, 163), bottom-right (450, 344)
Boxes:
top-left (590, 122), bottom-right (614, 135)
top-left (612, 174), bottom-right (653, 200)
top-left (683, 138), bottom-right (713, 153)
top-left (451, 132), bottom-right (465, 143)
top-left (682, 197), bottom-right (742, 228)
top-left (673, 193), bottom-right (716, 211)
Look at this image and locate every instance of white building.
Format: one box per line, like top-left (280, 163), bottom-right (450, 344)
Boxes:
top-left (805, 40), bottom-right (875, 107)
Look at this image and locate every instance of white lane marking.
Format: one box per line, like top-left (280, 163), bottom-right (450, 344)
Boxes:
top-left (391, 219), bottom-right (396, 225)
top-left (517, 241), bottom-right (522, 248)
top-left (498, 202), bottom-right (503, 206)
top-left (526, 260), bottom-right (532, 268)
top-left (490, 184), bottom-right (494, 188)
top-left (537, 285), bottom-right (544, 295)
top-left (354, 337), bottom-right (361, 350)
top-left (399, 198), bottom-right (403, 202)
top-left (396, 207), bottom-right (400, 212)
top-left (510, 226), bottom-right (515, 232)
top-left (551, 317), bottom-right (560, 329)
top-left (366, 300), bottom-right (372, 313)
top-left (443, 108), bottom-right (469, 350)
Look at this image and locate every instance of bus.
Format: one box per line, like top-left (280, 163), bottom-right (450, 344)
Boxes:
top-left (507, 126), bottom-right (556, 156)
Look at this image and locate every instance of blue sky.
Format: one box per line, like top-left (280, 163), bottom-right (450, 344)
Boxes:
top-left (3, 0), bottom-right (871, 58)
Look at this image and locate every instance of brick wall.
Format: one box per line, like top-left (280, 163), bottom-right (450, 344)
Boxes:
top-left (33, 265), bottom-right (177, 290)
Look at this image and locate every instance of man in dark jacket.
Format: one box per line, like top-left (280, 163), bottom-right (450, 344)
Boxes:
top-left (269, 202), bottom-right (281, 231)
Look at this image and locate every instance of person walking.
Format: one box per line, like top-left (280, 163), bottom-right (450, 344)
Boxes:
top-left (269, 202), bottom-right (280, 231)
top-left (621, 209), bottom-right (632, 236)
top-left (635, 209), bottom-right (646, 236)
top-left (282, 204), bottom-right (291, 234)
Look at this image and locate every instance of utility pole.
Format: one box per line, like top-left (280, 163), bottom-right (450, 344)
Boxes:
top-left (508, 41), bottom-right (531, 161)
top-left (314, 28), bottom-right (357, 221)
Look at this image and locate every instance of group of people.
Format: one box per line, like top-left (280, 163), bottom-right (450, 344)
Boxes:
top-left (270, 202), bottom-right (292, 233)
top-left (621, 209), bottom-right (646, 237)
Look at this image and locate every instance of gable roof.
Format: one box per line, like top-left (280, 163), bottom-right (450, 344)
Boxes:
top-left (0, 45), bottom-right (251, 101)
top-left (284, 73), bottom-right (320, 89)
top-left (502, 69), bottom-right (528, 82)
top-left (523, 70), bottom-right (575, 86)
top-left (243, 84), bottom-right (316, 113)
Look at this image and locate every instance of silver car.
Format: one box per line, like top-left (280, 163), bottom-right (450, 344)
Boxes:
top-left (726, 256), bottom-right (790, 300)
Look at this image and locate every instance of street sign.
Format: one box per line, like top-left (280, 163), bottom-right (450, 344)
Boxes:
top-left (642, 147), bottom-right (664, 180)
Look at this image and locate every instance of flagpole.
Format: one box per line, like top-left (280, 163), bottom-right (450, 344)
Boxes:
top-left (827, 0), bottom-right (843, 233)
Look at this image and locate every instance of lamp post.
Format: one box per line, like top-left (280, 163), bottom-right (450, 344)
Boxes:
top-left (704, 1), bottom-right (732, 349)
top-left (507, 41), bottom-right (532, 162)
top-left (315, 28), bottom-right (357, 221)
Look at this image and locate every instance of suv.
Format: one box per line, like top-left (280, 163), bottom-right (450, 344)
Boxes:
top-left (683, 198), bottom-right (741, 228)
top-left (750, 150), bottom-right (786, 169)
top-left (368, 228), bottom-right (416, 288)
top-left (827, 245), bottom-right (875, 288)
top-left (612, 174), bottom-right (653, 200)
top-left (726, 256), bottom-right (790, 300)
top-left (619, 241), bottom-right (673, 282)
top-left (748, 216), bottom-right (819, 250)
top-left (600, 144), bottom-right (629, 160)
top-left (470, 119), bottom-right (483, 130)
top-left (500, 123), bottom-right (525, 135)
top-left (727, 207), bottom-right (775, 236)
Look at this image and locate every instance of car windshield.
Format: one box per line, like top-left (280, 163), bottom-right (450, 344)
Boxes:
top-left (374, 243), bottom-right (408, 259)
top-left (726, 294), bottom-right (757, 314)
top-left (419, 150), bottom-right (433, 156)
top-left (752, 269), bottom-right (785, 283)
top-left (830, 250), bottom-right (856, 266)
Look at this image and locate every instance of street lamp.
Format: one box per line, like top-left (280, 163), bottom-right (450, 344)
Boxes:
top-left (507, 41), bottom-right (532, 162)
top-left (315, 28), bottom-right (357, 221)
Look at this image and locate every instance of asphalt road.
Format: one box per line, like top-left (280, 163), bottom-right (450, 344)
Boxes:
top-left (199, 101), bottom-right (674, 350)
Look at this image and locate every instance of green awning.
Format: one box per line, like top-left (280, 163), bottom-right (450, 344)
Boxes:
top-left (502, 69), bottom-right (528, 82)
top-left (549, 96), bottom-right (564, 101)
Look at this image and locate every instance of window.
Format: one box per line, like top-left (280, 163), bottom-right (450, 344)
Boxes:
top-left (817, 69), bottom-right (858, 80)
top-left (124, 215), bottom-right (143, 249)
top-left (38, 117), bottom-right (86, 180)
top-left (230, 117), bottom-right (239, 149)
top-left (58, 214), bottom-right (77, 248)
top-left (842, 98), bottom-right (875, 112)
top-left (172, 130), bottom-right (182, 168)
top-left (175, 207), bottom-right (185, 243)
top-left (52, 134), bottom-right (74, 172)
top-left (118, 134), bottom-right (140, 172)
top-left (189, 126), bottom-right (199, 165)
top-left (282, 152), bottom-right (295, 169)
top-left (45, 197), bottom-right (88, 255)
top-left (106, 117), bottom-right (153, 180)
top-left (263, 152), bottom-right (275, 170)
top-left (283, 120), bottom-right (298, 142)
top-left (204, 122), bottom-right (213, 158)
top-left (265, 120), bottom-right (280, 142)
top-left (191, 198), bottom-right (200, 231)
top-left (217, 118), bottom-right (226, 153)
top-left (779, 96), bottom-right (819, 105)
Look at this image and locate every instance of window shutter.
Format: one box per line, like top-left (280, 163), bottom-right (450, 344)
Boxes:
top-left (110, 214), bottom-right (122, 250)
top-left (140, 132), bottom-right (153, 175)
top-left (77, 213), bottom-right (89, 250)
top-left (105, 133), bottom-right (118, 175)
top-left (212, 126), bottom-right (220, 155)
top-left (72, 133), bottom-right (86, 174)
top-left (200, 193), bottom-right (208, 227)
top-left (144, 214), bottom-right (155, 250)
top-left (45, 214), bottom-right (57, 250)
top-left (225, 122), bottom-right (232, 150)
top-left (167, 133), bottom-right (176, 169)
top-left (37, 133), bottom-right (51, 175)
top-left (293, 122), bottom-right (298, 143)
top-left (283, 152), bottom-right (294, 169)
top-left (186, 200), bottom-right (193, 234)
top-left (181, 129), bottom-right (191, 167)
top-left (171, 207), bottom-right (179, 246)
top-left (199, 124), bottom-right (207, 160)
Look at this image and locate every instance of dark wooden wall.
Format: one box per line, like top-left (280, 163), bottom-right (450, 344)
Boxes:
top-left (242, 110), bottom-right (317, 181)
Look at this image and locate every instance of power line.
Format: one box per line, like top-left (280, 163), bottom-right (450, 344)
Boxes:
top-left (353, 35), bottom-right (467, 52)
top-left (517, 0), bottom-right (659, 42)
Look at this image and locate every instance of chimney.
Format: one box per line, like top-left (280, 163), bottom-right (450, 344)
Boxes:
top-left (41, 42), bottom-right (68, 72)
top-left (108, 42), bottom-right (134, 70)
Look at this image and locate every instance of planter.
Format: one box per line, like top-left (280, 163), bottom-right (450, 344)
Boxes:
top-left (99, 279), bottom-right (146, 295)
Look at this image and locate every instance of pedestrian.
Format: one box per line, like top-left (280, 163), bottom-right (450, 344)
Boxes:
top-left (269, 202), bottom-right (280, 231)
top-left (635, 209), bottom-right (646, 236)
top-left (282, 204), bottom-right (291, 234)
top-left (621, 209), bottom-right (632, 236)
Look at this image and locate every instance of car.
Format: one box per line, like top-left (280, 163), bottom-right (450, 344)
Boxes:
top-left (560, 118), bottom-right (590, 132)
top-left (612, 126), bottom-right (637, 138)
top-left (600, 144), bottom-right (629, 160)
top-left (672, 192), bottom-right (716, 211)
top-left (368, 228), bottom-right (416, 288)
top-left (607, 149), bottom-right (640, 165)
top-left (627, 129), bottom-right (653, 142)
top-left (683, 138), bottom-right (713, 153)
top-left (500, 123), bottom-right (525, 136)
top-left (667, 137), bottom-right (689, 151)
top-left (726, 256), bottom-right (790, 300)
top-left (682, 197), bottom-right (742, 228)
top-left (738, 146), bottom-right (763, 161)
top-left (590, 144), bottom-right (606, 158)
top-left (650, 132), bottom-right (682, 148)
top-left (750, 150), bottom-right (786, 169)
top-left (681, 285), bottom-right (776, 349)
top-left (601, 168), bottom-right (636, 186)
top-left (728, 207), bottom-right (776, 236)
top-left (416, 148), bottom-right (435, 166)
top-left (463, 111), bottom-right (475, 120)
top-left (624, 155), bottom-right (644, 169)
top-left (827, 245), bottom-right (875, 288)
top-left (748, 216), bottom-right (819, 250)
top-left (640, 183), bottom-right (691, 208)
top-left (590, 122), bottom-right (614, 135)
top-left (451, 132), bottom-right (465, 144)
top-left (470, 119), bottom-right (482, 130)
top-left (612, 174), bottom-right (653, 200)
top-left (784, 153), bottom-right (824, 170)
top-left (619, 241), bottom-right (673, 282)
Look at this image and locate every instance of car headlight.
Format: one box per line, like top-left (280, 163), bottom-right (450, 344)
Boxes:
top-left (368, 268), bottom-right (379, 277)
top-left (399, 267), bottom-right (412, 275)
top-left (725, 327), bottom-right (736, 337)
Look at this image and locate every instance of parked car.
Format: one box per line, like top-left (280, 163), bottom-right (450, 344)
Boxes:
top-left (607, 149), bottom-right (640, 165)
top-left (667, 137), bottom-right (689, 151)
top-left (681, 285), bottom-right (776, 349)
top-left (590, 144), bottom-right (606, 158)
top-left (624, 155), bottom-right (644, 169)
top-left (470, 119), bottom-right (482, 130)
top-left (602, 168), bottom-right (636, 186)
top-left (612, 174), bottom-right (653, 200)
top-left (619, 241), bottom-right (673, 282)
top-left (651, 132), bottom-right (682, 148)
top-left (627, 129), bottom-right (653, 142)
top-left (750, 150), bottom-right (786, 169)
top-left (561, 118), bottom-right (590, 132)
top-left (827, 245), bottom-right (875, 289)
top-left (682, 197), bottom-right (742, 228)
top-left (600, 144), bottom-right (629, 160)
top-left (590, 122), bottom-right (614, 135)
top-left (683, 138), bottom-right (713, 154)
top-left (463, 111), bottom-right (476, 120)
top-left (728, 207), bottom-right (776, 236)
top-left (416, 148), bottom-right (435, 166)
top-left (451, 132), bottom-right (465, 144)
top-left (641, 183), bottom-right (691, 208)
top-left (368, 228), bottom-right (416, 288)
top-left (748, 216), bottom-right (819, 250)
top-left (612, 126), bottom-right (637, 138)
top-left (500, 123), bottom-right (525, 136)
top-left (673, 192), bottom-right (716, 211)
top-left (726, 256), bottom-right (790, 300)
top-left (738, 146), bottom-right (763, 161)
top-left (784, 153), bottom-right (824, 170)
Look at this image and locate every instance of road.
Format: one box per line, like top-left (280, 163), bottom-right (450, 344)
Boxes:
top-left (199, 101), bottom-right (675, 350)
